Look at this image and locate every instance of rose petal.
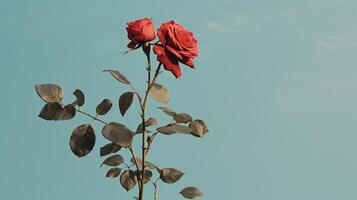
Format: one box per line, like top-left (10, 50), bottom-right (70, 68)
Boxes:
top-left (176, 31), bottom-right (194, 49)
top-left (166, 25), bottom-right (182, 50)
top-left (166, 45), bottom-right (183, 60)
top-left (179, 57), bottom-right (195, 68)
top-left (176, 48), bottom-right (199, 58)
top-left (157, 26), bottom-right (166, 44)
top-left (142, 25), bottom-right (156, 42)
top-left (153, 45), bottom-right (182, 78)
top-left (126, 28), bottom-right (143, 42)
top-left (127, 18), bottom-right (152, 29)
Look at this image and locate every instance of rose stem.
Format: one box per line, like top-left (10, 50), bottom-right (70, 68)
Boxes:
top-left (138, 44), bottom-right (162, 200)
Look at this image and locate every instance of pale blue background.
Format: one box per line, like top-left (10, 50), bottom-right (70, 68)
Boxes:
top-left (1, 0), bottom-right (357, 199)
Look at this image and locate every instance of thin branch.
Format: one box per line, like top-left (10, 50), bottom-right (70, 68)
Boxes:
top-left (76, 109), bottom-right (108, 125)
top-left (149, 63), bottom-right (162, 88)
top-left (129, 83), bottom-right (144, 110)
top-left (142, 62), bottom-right (162, 111)
top-left (128, 145), bottom-right (142, 192)
top-left (146, 130), bottom-right (159, 155)
top-left (151, 181), bottom-right (158, 200)
top-left (128, 146), bottom-right (140, 172)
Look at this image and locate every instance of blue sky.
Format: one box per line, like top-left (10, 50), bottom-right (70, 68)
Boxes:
top-left (1, 0), bottom-right (357, 199)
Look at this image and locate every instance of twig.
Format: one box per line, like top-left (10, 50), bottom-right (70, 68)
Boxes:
top-left (76, 110), bottom-right (107, 125)
top-left (129, 84), bottom-right (144, 110)
top-left (128, 146), bottom-right (140, 171)
top-left (146, 130), bottom-right (159, 154)
top-left (152, 181), bottom-right (158, 200)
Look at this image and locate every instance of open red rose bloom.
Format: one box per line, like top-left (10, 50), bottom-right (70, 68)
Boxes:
top-left (153, 21), bottom-right (199, 78)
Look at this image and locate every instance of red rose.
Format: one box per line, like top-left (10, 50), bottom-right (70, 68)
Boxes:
top-left (153, 21), bottom-right (199, 78)
top-left (126, 18), bottom-right (156, 49)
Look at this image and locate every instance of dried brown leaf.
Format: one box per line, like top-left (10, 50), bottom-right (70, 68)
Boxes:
top-left (158, 107), bottom-right (176, 116)
top-left (106, 167), bottom-right (121, 178)
top-left (148, 83), bottom-right (170, 104)
top-left (69, 124), bottom-right (96, 157)
top-left (55, 104), bottom-right (76, 120)
top-left (173, 113), bottom-right (193, 123)
top-left (96, 99), bottom-right (113, 115)
top-left (73, 89), bottom-right (85, 106)
top-left (103, 70), bottom-right (130, 85)
top-left (160, 168), bottom-right (184, 184)
top-left (189, 121), bottom-right (204, 137)
top-left (38, 102), bottom-right (63, 120)
top-left (120, 170), bottom-right (137, 191)
top-left (119, 92), bottom-right (134, 116)
top-left (39, 103), bottom-right (76, 121)
top-left (102, 122), bottom-right (133, 147)
top-left (101, 154), bottom-right (124, 167)
top-left (100, 143), bottom-right (122, 157)
top-left (35, 83), bottom-right (64, 103)
top-left (136, 117), bottom-right (158, 133)
top-left (180, 186), bottom-right (203, 199)
top-left (158, 123), bottom-right (193, 135)
top-left (194, 119), bottom-right (209, 134)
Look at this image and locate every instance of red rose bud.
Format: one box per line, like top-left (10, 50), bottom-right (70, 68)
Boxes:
top-left (126, 18), bottom-right (156, 49)
top-left (153, 20), bottom-right (199, 78)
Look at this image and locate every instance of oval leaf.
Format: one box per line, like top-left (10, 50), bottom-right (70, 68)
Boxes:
top-left (38, 102), bottom-right (63, 120)
top-left (96, 99), bottom-right (113, 115)
top-left (158, 107), bottom-right (176, 116)
top-left (119, 92), bottom-right (134, 116)
top-left (102, 122), bottom-right (133, 147)
top-left (120, 170), bottom-right (137, 191)
top-left (73, 89), bottom-right (85, 106)
top-left (149, 83), bottom-right (170, 104)
top-left (106, 167), bottom-right (121, 178)
top-left (180, 186), bottom-right (203, 199)
top-left (189, 121), bottom-right (204, 137)
top-left (69, 124), bottom-right (96, 157)
top-left (173, 113), bottom-right (193, 123)
top-left (100, 143), bottom-right (122, 157)
top-left (103, 70), bottom-right (130, 85)
top-left (38, 103), bottom-right (76, 121)
top-left (160, 168), bottom-right (184, 184)
top-left (101, 154), bottom-right (124, 167)
top-left (35, 83), bottom-right (64, 103)
top-left (158, 124), bottom-right (193, 135)
top-left (194, 119), bottom-right (209, 134)
top-left (55, 104), bottom-right (76, 120)
top-left (136, 117), bottom-right (158, 133)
